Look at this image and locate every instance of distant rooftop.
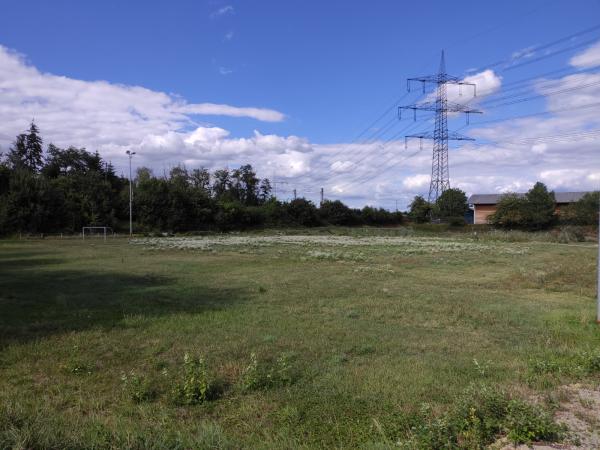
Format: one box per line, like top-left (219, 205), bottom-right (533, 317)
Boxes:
top-left (468, 191), bottom-right (591, 205)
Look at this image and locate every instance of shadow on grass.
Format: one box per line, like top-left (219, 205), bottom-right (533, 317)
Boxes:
top-left (0, 249), bottom-right (249, 347)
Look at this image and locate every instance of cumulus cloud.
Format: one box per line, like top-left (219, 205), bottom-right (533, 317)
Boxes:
top-left (423, 69), bottom-right (502, 108)
top-left (570, 40), bottom-right (600, 68)
top-left (402, 174), bottom-right (430, 190)
top-left (0, 41), bottom-right (599, 209)
top-left (0, 45), bottom-right (285, 152)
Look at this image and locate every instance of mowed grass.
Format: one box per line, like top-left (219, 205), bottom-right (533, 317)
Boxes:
top-left (0, 233), bottom-right (598, 448)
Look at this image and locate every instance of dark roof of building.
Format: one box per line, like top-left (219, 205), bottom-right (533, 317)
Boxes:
top-left (468, 191), bottom-right (590, 205)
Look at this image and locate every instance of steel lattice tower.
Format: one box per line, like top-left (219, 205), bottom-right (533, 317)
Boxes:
top-left (399, 51), bottom-right (482, 203)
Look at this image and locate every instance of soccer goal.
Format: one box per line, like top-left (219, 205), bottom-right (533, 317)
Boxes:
top-left (82, 226), bottom-right (114, 241)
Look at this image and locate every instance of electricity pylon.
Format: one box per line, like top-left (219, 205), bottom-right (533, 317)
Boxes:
top-left (399, 51), bottom-right (481, 203)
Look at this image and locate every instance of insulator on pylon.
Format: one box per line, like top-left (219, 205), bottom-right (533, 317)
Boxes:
top-left (419, 138), bottom-right (423, 150)
top-left (404, 137), bottom-right (408, 149)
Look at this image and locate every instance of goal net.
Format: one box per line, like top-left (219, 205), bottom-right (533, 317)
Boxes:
top-left (82, 226), bottom-right (114, 240)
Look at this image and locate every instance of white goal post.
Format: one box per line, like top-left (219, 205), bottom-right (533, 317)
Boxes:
top-left (82, 226), bottom-right (114, 241)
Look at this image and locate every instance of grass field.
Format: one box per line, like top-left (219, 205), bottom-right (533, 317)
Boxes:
top-left (1, 229), bottom-right (599, 449)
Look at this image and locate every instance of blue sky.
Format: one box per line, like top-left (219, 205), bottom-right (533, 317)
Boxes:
top-left (1, 0), bottom-right (600, 208)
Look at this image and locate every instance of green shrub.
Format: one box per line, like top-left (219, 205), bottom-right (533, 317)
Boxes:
top-left (399, 385), bottom-right (563, 448)
top-left (528, 350), bottom-right (600, 383)
top-left (240, 352), bottom-right (294, 392)
top-left (447, 216), bottom-right (466, 227)
top-left (505, 399), bottom-right (565, 445)
top-left (171, 353), bottom-right (218, 405)
top-left (555, 225), bottom-right (586, 243)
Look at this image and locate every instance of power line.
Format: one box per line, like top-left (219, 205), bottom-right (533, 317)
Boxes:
top-left (474, 23), bottom-right (600, 73)
top-left (320, 115), bottom-right (434, 187)
top-left (466, 101), bottom-right (600, 127)
top-left (483, 79), bottom-right (600, 109)
top-left (332, 128), bottom-right (600, 200)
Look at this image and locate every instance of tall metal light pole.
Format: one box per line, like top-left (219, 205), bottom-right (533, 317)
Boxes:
top-left (126, 151), bottom-right (136, 237)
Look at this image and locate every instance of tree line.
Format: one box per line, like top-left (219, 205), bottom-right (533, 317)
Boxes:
top-left (407, 182), bottom-right (599, 229)
top-left (0, 123), bottom-right (403, 234)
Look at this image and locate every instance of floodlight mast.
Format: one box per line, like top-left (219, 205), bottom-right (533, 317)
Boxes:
top-left (126, 151), bottom-right (136, 237)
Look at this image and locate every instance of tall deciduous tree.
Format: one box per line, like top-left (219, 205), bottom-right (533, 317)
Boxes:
top-left (524, 182), bottom-right (556, 230)
top-left (561, 191), bottom-right (600, 225)
top-left (434, 188), bottom-right (468, 223)
top-left (408, 196), bottom-right (431, 223)
top-left (490, 182), bottom-right (556, 230)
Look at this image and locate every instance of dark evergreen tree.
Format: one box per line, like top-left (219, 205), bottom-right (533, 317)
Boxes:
top-left (6, 134), bottom-right (28, 171)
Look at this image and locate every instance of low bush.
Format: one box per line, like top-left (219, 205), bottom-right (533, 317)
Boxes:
top-left (527, 350), bottom-right (600, 385)
top-left (554, 225), bottom-right (586, 243)
top-left (505, 399), bottom-right (564, 445)
top-left (171, 353), bottom-right (220, 405)
top-left (240, 352), bottom-right (294, 392)
top-left (399, 385), bottom-right (564, 448)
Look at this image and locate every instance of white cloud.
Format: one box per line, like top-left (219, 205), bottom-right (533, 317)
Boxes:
top-left (224, 31), bottom-right (234, 41)
top-left (462, 69), bottom-right (502, 98)
top-left (210, 5), bottom-right (234, 19)
top-left (1, 42), bottom-right (599, 210)
top-left (402, 174), bottom-right (430, 190)
top-left (330, 160), bottom-right (356, 173)
top-left (0, 45), bottom-right (285, 152)
top-left (423, 69), bottom-right (502, 108)
top-left (570, 40), bottom-right (600, 68)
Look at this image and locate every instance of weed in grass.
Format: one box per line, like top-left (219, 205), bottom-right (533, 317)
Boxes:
top-left (171, 353), bottom-right (219, 405)
top-left (120, 370), bottom-right (155, 403)
top-left (348, 344), bottom-right (376, 356)
top-left (472, 358), bottom-right (492, 377)
top-left (527, 350), bottom-right (600, 385)
top-left (63, 358), bottom-right (94, 376)
top-left (398, 385), bottom-right (564, 448)
top-left (240, 352), bottom-right (295, 392)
